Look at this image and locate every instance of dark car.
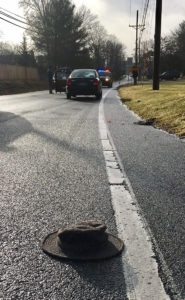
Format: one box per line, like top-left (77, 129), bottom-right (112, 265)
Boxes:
top-left (66, 69), bottom-right (102, 100)
top-left (159, 71), bottom-right (180, 80)
top-left (97, 69), bottom-right (113, 87)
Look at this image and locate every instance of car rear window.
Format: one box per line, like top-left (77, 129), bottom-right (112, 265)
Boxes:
top-left (71, 70), bottom-right (96, 78)
top-left (56, 72), bottom-right (67, 80)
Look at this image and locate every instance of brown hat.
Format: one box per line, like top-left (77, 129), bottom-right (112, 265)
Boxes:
top-left (42, 221), bottom-right (124, 261)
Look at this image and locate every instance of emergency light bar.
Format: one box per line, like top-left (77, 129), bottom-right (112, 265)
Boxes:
top-left (98, 69), bottom-right (111, 72)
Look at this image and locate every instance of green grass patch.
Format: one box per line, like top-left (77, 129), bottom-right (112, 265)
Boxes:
top-left (118, 81), bottom-right (185, 138)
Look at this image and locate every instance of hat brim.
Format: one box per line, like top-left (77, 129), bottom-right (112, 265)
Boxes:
top-left (42, 231), bottom-right (124, 261)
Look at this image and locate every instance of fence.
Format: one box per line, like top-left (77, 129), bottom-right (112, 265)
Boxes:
top-left (0, 63), bottom-right (39, 81)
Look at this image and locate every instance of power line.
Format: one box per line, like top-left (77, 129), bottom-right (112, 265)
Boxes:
top-left (0, 16), bottom-right (27, 30)
top-left (140, 0), bottom-right (145, 23)
top-left (0, 16), bottom-right (37, 33)
top-left (0, 6), bottom-right (26, 20)
top-left (140, 0), bottom-right (150, 33)
top-left (140, 0), bottom-right (155, 45)
top-left (0, 11), bottom-right (29, 25)
top-left (0, 8), bottom-right (42, 34)
top-left (147, 0), bottom-right (155, 38)
top-left (141, 0), bottom-right (150, 27)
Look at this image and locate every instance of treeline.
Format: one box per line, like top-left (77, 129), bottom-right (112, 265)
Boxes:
top-left (7, 0), bottom-right (125, 80)
top-left (0, 36), bottom-right (36, 67)
top-left (140, 20), bottom-right (185, 78)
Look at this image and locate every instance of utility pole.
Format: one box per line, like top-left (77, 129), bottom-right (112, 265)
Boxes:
top-left (135, 10), bottom-right (139, 69)
top-left (129, 10), bottom-right (144, 85)
top-left (153, 0), bottom-right (162, 90)
top-left (138, 36), bottom-right (141, 80)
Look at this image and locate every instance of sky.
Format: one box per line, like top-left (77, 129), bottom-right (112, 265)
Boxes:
top-left (0, 0), bottom-right (185, 57)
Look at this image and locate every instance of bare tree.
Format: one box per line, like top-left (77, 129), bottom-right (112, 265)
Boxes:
top-left (19, 0), bottom-right (89, 67)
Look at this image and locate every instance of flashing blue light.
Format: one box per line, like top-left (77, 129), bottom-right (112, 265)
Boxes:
top-left (98, 69), bottom-right (105, 72)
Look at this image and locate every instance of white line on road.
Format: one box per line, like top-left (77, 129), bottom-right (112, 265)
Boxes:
top-left (99, 90), bottom-right (170, 300)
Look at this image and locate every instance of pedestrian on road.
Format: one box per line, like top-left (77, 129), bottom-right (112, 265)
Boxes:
top-left (47, 66), bottom-right (53, 94)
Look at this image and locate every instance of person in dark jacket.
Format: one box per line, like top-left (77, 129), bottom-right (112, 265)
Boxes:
top-left (47, 66), bottom-right (53, 94)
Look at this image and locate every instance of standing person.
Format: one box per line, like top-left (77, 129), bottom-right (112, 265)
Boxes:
top-left (47, 66), bottom-right (53, 94)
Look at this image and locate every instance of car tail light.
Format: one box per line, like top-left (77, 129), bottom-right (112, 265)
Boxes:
top-left (93, 79), bottom-right (99, 86)
top-left (66, 79), bottom-right (71, 86)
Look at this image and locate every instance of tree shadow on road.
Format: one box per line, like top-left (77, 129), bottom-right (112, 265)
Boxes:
top-left (0, 111), bottom-right (104, 166)
top-left (0, 111), bottom-right (34, 152)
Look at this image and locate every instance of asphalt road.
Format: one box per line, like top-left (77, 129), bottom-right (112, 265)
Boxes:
top-left (1, 83), bottom-right (185, 299)
top-left (104, 85), bottom-right (185, 299)
top-left (0, 90), bottom-right (128, 300)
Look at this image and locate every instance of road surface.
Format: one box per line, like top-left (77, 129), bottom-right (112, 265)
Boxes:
top-left (0, 81), bottom-right (184, 299)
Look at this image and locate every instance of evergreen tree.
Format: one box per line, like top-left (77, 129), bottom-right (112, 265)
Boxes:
top-left (19, 0), bottom-right (89, 68)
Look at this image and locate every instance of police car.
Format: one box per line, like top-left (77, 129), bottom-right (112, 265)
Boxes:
top-left (97, 69), bottom-right (113, 88)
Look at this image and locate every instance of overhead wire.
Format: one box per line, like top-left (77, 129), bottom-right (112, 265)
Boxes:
top-left (0, 11), bottom-right (29, 25)
top-left (148, 0), bottom-right (156, 38)
top-left (0, 16), bottom-right (28, 30)
top-left (142, 0), bottom-right (155, 44)
top-left (141, 0), bottom-right (150, 27)
top-left (138, 0), bottom-right (156, 72)
top-left (0, 6), bottom-right (42, 34)
top-left (0, 6), bottom-right (26, 20)
top-left (139, 0), bottom-right (150, 42)
top-left (0, 16), bottom-right (36, 32)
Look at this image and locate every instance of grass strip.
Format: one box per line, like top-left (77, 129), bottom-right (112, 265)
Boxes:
top-left (118, 81), bottom-right (185, 138)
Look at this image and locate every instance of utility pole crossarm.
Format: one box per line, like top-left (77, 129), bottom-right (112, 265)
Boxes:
top-left (129, 25), bottom-right (145, 29)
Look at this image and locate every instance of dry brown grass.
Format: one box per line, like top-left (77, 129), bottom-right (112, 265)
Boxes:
top-left (118, 81), bottom-right (185, 137)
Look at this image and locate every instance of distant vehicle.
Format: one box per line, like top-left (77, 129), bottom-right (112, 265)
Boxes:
top-left (97, 69), bottom-right (113, 88)
top-left (159, 71), bottom-right (180, 80)
top-left (66, 69), bottom-right (102, 100)
top-left (53, 67), bottom-right (72, 93)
